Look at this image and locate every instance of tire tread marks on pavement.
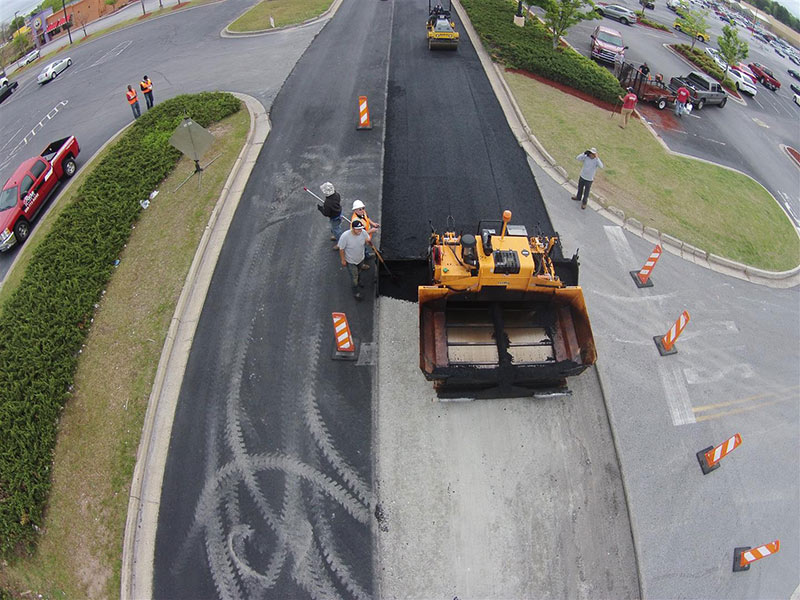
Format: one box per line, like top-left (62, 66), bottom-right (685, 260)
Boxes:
top-left (153, 0), bottom-right (389, 595)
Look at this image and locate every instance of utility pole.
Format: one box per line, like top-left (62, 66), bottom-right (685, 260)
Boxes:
top-left (61, 0), bottom-right (73, 44)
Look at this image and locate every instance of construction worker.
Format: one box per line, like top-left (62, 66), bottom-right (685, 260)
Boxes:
top-left (126, 85), bottom-right (140, 120)
top-left (351, 199), bottom-right (379, 259)
top-left (318, 182), bottom-right (343, 247)
top-left (140, 75), bottom-right (154, 109)
top-left (337, 219), bottom-right (374, 301)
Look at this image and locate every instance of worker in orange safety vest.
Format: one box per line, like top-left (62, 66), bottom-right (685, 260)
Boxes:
top-left (140, 75), bottom-right (154, 109)
top-left (126, 85), bottom-right (141, 120)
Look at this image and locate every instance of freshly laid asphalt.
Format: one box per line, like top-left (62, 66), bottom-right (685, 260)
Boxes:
top-left (381, 0), bottom-right (554, 259)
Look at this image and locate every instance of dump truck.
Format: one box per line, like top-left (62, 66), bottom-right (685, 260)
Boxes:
top-left (427, 0), bottom-right (459, 50)
top-left (418, 210), bottom-right (596, 396)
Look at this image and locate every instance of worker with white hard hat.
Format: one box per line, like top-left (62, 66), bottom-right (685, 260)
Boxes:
top-left (351, 199), bottom-right (379, 259)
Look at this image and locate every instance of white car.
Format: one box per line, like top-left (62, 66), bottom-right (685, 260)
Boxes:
top-left (37, 57), bottom-right (71, 84)
top-left (18, 49), bottom-right (40, 67)
top-left (704, 47), bottom-right (727, 71)
top-left (727, 67), bottom-right (757, 96)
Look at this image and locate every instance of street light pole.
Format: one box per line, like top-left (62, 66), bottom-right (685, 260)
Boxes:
top-left (61, 0), bottom-right (72, 44)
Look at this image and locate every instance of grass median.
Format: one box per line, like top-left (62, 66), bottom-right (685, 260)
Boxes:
top-left (0, 106), bottom-right (249, 599)
top-left (504, 70), bottom-right (799, 271)
top-left (228, 0), bottom-right (333, 32)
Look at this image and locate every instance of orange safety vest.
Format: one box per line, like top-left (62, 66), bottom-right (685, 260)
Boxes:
top-left (351, 211), bottom-right (372, 231)
top-left (140, 79), bottom-right (152, 93)
top-left (126, 89), bottom-right (138, 105)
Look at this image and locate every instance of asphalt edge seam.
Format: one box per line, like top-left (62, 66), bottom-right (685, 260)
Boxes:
top-left (373, 0), bottom-right (396, 595)
top-left (455, 2), bottom-right (799, 289)
top-left (120, 93), bottom-right (269, 600)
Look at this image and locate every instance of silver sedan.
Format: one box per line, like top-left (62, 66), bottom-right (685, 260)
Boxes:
top-left (37, 57), bottom-right (72, 84)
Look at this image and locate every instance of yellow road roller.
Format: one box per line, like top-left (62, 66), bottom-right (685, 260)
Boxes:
top-left (427, 0), bottom-right (459, 50)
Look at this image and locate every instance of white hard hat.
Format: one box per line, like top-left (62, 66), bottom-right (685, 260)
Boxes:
top-left (352, 199), bottom-right (365, 210)
top-left (320, 182), bottom-right (335, 196)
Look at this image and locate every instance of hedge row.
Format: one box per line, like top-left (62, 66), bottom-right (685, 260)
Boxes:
top-left (673, 43), bottom-right (738, 93)
top-left (0, 92), bottom-right (241, 557)
top-left (460, 0), bottom-right (625, 103)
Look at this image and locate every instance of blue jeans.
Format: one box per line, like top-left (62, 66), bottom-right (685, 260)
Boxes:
top-left (131, 101), bottom-right (141, 119)
top-left (330, 215), bottom-right (342, 239)
top-left (675, 101), bottom-right (684, 117)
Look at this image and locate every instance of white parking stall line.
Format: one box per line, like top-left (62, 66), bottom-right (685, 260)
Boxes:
top-left (783, 201), bottom-right (799, 227)
top-left (0, 128), bottom-right (22, 153)
top-left (79, 40), bottom-right (133, 72)
top-left (2, 101), bottom-right (69, 165)
top-left (603, 225), bottom-right (638, 270)
top-left (658, 362), bottom-right (696, 426)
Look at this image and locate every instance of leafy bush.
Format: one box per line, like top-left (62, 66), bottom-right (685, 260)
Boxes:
top-left (639, 16), bottom-right (669, 31)
top-left (673, 43), bottom-right (737, 93)
top-left (460, 0), bottom-right (624, 103)
top-left (0, 92), bottom-right (240, 557)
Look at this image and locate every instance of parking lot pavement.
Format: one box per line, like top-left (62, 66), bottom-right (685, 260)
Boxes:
top-left (560, 4), bottom-right (800, 229)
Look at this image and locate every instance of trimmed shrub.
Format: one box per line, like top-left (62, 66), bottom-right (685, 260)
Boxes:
top-left (0, 92), bottom-right (240, 557)
top-left (460, 0), bottom-right (624, 103)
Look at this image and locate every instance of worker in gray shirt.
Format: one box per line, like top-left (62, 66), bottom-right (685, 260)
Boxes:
top-left (572, 147), bottom-right (604, 210)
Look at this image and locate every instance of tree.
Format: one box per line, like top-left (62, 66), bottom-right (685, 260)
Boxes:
top-left (717, 24), bottom-right (748, 76)
top-left (532, 0), bottom-right (599, 50)
top-left (10, 15), bottom-right (25, 33)
top-left (675, 8), bottom-right (709, 50)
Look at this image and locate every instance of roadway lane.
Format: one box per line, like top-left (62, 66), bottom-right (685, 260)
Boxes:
top-left (376, 0), bottom-right (639, 596)
top-left (0, 0), bottom-right (324, 279)
top-left (152, 0), bottom-right (391, 597)
top-left (381, 0), bottom-right (555, 259)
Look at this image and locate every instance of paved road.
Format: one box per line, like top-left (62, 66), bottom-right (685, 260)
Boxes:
top-left (0, 0), bottom-right (796, 596)
top-left (0, 0), bottom-right (314, 279)
top-left (561, 2), bottom-right (800, 228)
top-left (152, 0), bottom-right (389, 596)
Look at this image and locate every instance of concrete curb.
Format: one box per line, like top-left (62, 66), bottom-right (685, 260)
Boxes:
top-left (454, 2), bottom-right (798, 288)
top-left (221, 0), bottom-right (345, 37)
top-left (120, 93), bottom-right (269, 600)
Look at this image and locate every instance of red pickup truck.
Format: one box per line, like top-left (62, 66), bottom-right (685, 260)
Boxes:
top-left (0, 136), bottom-right (80, 251)
top-left (748, 62), bottom-right (781, 91)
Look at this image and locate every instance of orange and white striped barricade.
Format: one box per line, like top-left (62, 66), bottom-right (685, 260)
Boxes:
top-left (697, 433), bottom-right (742, 474)
top-left (630, 244), bottom-right (662, 288)
top-left (331, 312), bottom-right (357, 360)
top-left (733, 540), bottom-right (780, 572)
top-left (654, 310), bottom-right (690, 356)
top-left (357, 95), bottom-right (372, 130)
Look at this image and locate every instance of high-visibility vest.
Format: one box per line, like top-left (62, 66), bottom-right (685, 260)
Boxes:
top-left (140, 79), bottom-right (152, 93)
top-left (126, 89), bottom-right (138, 104)
top-left (352, 211), bottom-right (372, 230)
